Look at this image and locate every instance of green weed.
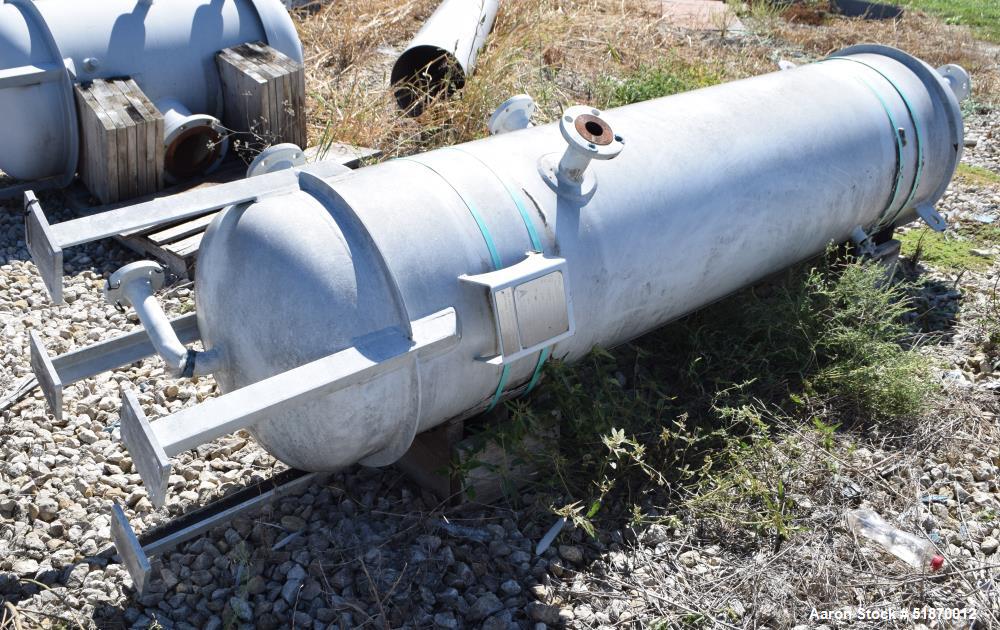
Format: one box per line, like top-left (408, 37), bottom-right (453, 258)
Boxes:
top-left (481, 251), bottom-right (932, 537)
top-left (598, 59), bottom-right (724, 109)
top-left (955, 163), bottom-right (1000, 188)
top-left (897, 0), bottom-right (1000, 43)
top-left (899, 228), bottom-right (993, 271)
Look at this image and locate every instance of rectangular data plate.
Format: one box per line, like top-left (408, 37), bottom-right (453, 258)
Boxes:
top-left (460, 253), bottom-right (575, 365)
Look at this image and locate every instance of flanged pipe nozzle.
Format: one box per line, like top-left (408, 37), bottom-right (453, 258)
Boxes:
top-left (105, 261), bottom-right (221, 378)
top-left (937, 64), bottom-right (971, 102)
top-left (556, 106), bottom-right (624, 185)
top-left (488, 94), bottom-right (536, 135)
top-left (157, 98), bottom-right (229, 184)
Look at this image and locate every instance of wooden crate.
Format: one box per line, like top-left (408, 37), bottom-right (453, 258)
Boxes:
top-left (74, 79), bottom-right (163, 204)
top-left (217, 42), bottom-right (307, 153)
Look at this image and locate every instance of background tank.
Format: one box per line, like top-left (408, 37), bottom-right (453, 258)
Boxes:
top-left (0, 0), bottom-right (301, 184)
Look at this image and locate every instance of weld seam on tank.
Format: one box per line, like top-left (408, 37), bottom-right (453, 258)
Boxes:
top-left (832, 44), bottom-right (965, 227)
top-left (399, 157), bottom-right (507, 269)
top-left (849, 76), bottom-right (905, 230)
top-left (440, 146), bottom-right (554, 394)
top-left (397, 154), bottom-right (527, 412)
top-left (296, 171), bottom-right (422, 467)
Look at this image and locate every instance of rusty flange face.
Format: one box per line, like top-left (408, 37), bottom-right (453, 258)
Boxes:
top-left (574, 114), bottom-right (613, 146)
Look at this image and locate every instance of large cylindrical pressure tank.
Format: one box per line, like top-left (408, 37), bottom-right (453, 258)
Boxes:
top-left (0, 0), bottom-right (301, 183)
top-left (193, 45), bottom-right (963, 472)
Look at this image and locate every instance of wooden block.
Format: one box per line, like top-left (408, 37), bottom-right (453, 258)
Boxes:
top-left (74, 85), bottom-right (111, 203)
top-left (396, 407), bottom-right (555, 505)
top-left (118, 79), bottom-right (162, 195)
top-left (217, 42), bottom-right (307, 153)
top-left (91, 80), bottom-right (131, 202)
top-left (74, 79), bottom-right (164, 204)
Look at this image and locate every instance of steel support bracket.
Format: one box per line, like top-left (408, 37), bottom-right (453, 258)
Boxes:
top-left (111, 469), bottom-right (320, 594)
top-left (120, 388), bottom-right (172, 509)
top-left (118, 308), bottom-right (459, 508)
top-left (916, 203), bottom-right (947, 232)
top-left (460, 252), bottom-right (574, 365)
top-left (0, 61), bottom-right (65, 89)
top-left (110, 502), bottom-right (151, 593)
top-left (29, 313), bottom-right (200, 420)
top-left (29, 329), bottom-right (62, 415)
top-left (24, 191), bottom-right (64, 304)
top-left (23, 160), bottom-right (352, 303)
top-left (850, 225), bottom-right (877, 258)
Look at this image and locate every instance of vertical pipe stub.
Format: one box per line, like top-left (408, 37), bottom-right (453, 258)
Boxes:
top-left (105, 261), bottom-right (166, 310)
top-left (539, 105), bottom-right (624, 199)
top-left (246, 143), bottom-right (306, 178)
top-left (105, 261), bottom-right (222, 377)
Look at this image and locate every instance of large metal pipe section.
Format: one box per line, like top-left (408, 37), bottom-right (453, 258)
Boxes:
top-left (116, 44), bottom-right (962, 475)
top-left (390, 0), bottom-right (499, 113)
top-left (0, 0), bottom-right (301, 185)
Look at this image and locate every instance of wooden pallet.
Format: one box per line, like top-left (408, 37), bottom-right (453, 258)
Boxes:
top-left (63, 142), bottom-right (381, 277)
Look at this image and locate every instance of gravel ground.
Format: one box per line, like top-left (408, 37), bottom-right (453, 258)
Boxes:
top-left (1, 116), bottom-right (999, 630)
top-left (963, 109), bottom-right (1000, 173)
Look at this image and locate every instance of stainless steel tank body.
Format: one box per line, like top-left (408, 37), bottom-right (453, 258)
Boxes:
top-left (0, 0), bottom-right (301, 185)
top-left (27, 44), bottom-right (969, 520)
top-left (120, 44), bottom-right (967, 478)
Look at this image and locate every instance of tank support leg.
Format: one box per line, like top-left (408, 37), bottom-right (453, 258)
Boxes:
top-left (111, 468), bottom-right (322, 594)
top-left (29, 313), bottom-right (200, 420)
top-left (23, 160), bottom-right (352, 303)
top-left (120, 307), bottom-right (460, 508)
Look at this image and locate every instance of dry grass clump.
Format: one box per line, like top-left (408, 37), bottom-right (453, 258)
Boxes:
top-left (295, 0), bottom-right (777, 157)
top-left (773, 12), bottom-right (1000, 102)
top-left (295, 0), bottom-right (440, 73)
top-left (295, 0), bottom-right (998, 160)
